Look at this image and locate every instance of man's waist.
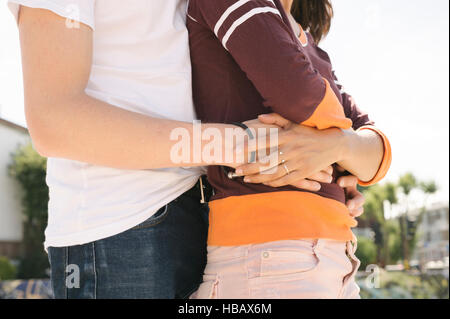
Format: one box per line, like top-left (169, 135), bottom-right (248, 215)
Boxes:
top-left (183, 175), bottom-right (214, 204)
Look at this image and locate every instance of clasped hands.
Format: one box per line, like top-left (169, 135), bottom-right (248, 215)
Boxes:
top-left (231, 113), bottom-right (364, 218)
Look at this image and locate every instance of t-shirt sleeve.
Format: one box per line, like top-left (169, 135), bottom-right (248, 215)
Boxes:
top-left (189, 0), bottom-right (352, 130)
top-left (7, 0), bottom-right (95, 30)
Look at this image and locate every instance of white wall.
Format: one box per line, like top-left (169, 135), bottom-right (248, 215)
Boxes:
top-left (0, 121), bottom-right (30, 242)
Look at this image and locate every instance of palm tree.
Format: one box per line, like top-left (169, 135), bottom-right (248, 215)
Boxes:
top-left (360, 182), bottom-right (397, 267)
top-left (361, 173), bottom-right (438, 269)
top-left (397, 173), bottom-right (438, 269)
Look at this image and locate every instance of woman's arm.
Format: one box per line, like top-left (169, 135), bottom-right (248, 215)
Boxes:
top-left (189, 0), bottom-right (387, 183)
top-left (239, 111), bottom-right (390, 186)
top-left (190, 0), bottom-right (351, 129)
top-left (339, 127), bottom-right (385, 183)
top-left (334, 73), bottom-right (392, 185)
top-left (236, 70), bottom-right (390, 186)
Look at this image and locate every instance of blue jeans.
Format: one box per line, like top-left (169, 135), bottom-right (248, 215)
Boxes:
top-left (47, 193), bottom-right (209, 299)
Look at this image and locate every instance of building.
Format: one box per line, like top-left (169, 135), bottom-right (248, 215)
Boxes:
top-left (414, 201), bottom-right (449, 277)
top-left (0, 117), bottom-right (29, 259)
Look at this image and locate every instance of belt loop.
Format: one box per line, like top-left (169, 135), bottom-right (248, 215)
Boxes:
top-left (313, 239), bottom-right (325, 253)
top-left (199, 176), bottom-right (206, 204)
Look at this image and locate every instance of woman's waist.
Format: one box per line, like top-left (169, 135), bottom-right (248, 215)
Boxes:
top-left (206, 238), bottom-right (348, 262)
top-left (207, 191), bottom-right (357, 246)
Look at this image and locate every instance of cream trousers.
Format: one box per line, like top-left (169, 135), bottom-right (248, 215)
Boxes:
top-left (191, 239), bottom-right (361, 299)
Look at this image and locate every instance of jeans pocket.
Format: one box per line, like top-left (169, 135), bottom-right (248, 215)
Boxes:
top-left (132, 204), bottom-right (169, 229)
top-left (190, 274), bottom-right (219, 299)
top-left (258, 249), bottom-right (321, 281)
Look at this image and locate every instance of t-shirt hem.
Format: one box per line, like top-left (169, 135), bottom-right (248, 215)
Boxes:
top-left (43, 177), bottom-right (200, 251)
top-left (44, 210), bottom-right (155, 252)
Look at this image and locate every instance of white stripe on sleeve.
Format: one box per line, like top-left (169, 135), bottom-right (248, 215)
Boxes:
top-left (222, 7), bottom-right (282, 50)
top-left (214, 0), bottom-right (276, 36)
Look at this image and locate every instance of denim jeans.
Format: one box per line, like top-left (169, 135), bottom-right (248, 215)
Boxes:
top-left (47, 193), bottom-right (209, 299)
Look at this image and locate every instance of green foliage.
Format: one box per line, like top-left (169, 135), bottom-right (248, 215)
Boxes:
top-left (355, 237), bottom-right (377, 270)
top-left (384, 182), bottom-right (398, 205)
top-left (386, 219), bottom-right (402, 263)
top-left (398, 172), bottom-right (417, 196)
top-left (360, 172), bottom-right (438, 268)
top-left (420, 181), bottom-right (438, 195)
top-left (0, 256), bottom-right (17, 281)
top-left (360, 184), bottom-right (385, 225)
top-left (359, 270), bottom-right (449, 299)
top-left (9, 143), bottom-right (49, 279)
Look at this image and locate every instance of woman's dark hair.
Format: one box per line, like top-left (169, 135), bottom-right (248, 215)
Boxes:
top-left (291, 0), bottom-right (334, 44)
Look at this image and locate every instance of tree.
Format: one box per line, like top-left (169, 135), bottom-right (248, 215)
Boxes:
top-left (360, 173), bottom-right (437, 269)
top-left (0, 257), bottom-right (17, 281)
top-left (360, 182), bottom-right (398, 267)
top-left (9, 143), bottom-right (49, 279)
top-left (397, 173), bottom-right (438, 269)
top-left (420, 181), bottom-right (438, 195)
top-left (355, 237), bottom-right (377, 270)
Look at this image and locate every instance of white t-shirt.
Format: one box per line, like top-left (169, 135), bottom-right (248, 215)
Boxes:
top-left (8, 0), bottom-right (203, 249)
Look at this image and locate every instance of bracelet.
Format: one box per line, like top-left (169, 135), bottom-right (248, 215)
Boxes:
top-left (231, 122), bottom-right (256, 163)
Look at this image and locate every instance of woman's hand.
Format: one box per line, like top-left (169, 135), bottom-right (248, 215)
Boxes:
top-left (225, 117), bottom-right (333, 192)
top-left (239, 114), bottom-right (366, 215)
top-left (236, 113), bottom-right (347, 186)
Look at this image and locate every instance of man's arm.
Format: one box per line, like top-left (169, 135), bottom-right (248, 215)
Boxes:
top-left (19, 7), bottom-right (254, 170)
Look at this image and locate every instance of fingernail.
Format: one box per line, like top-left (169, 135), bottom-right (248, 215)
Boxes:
top-left (244, 177), bottom-right (251, 183)
top-left (348, 203), bottom-right (355, 210)
top-left (235, 169), bottom-right (243, 176)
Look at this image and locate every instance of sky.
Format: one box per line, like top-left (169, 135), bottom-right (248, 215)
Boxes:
top-left (0, 0), bottom-right (449, 201)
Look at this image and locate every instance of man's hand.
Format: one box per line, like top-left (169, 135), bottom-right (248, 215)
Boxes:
top-left (287, 165), bottom-right (333, 192)
top-left (337, 174), bottom-right (365, 218)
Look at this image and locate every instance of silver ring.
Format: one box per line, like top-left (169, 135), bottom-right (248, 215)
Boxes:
top-left (283, 164), bottom-right (290, 175)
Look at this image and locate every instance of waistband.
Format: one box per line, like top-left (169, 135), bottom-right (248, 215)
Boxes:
top-left (183, 175), bottom-right (214, 204)
top-left (206, 238), bottom-right (351, 262)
